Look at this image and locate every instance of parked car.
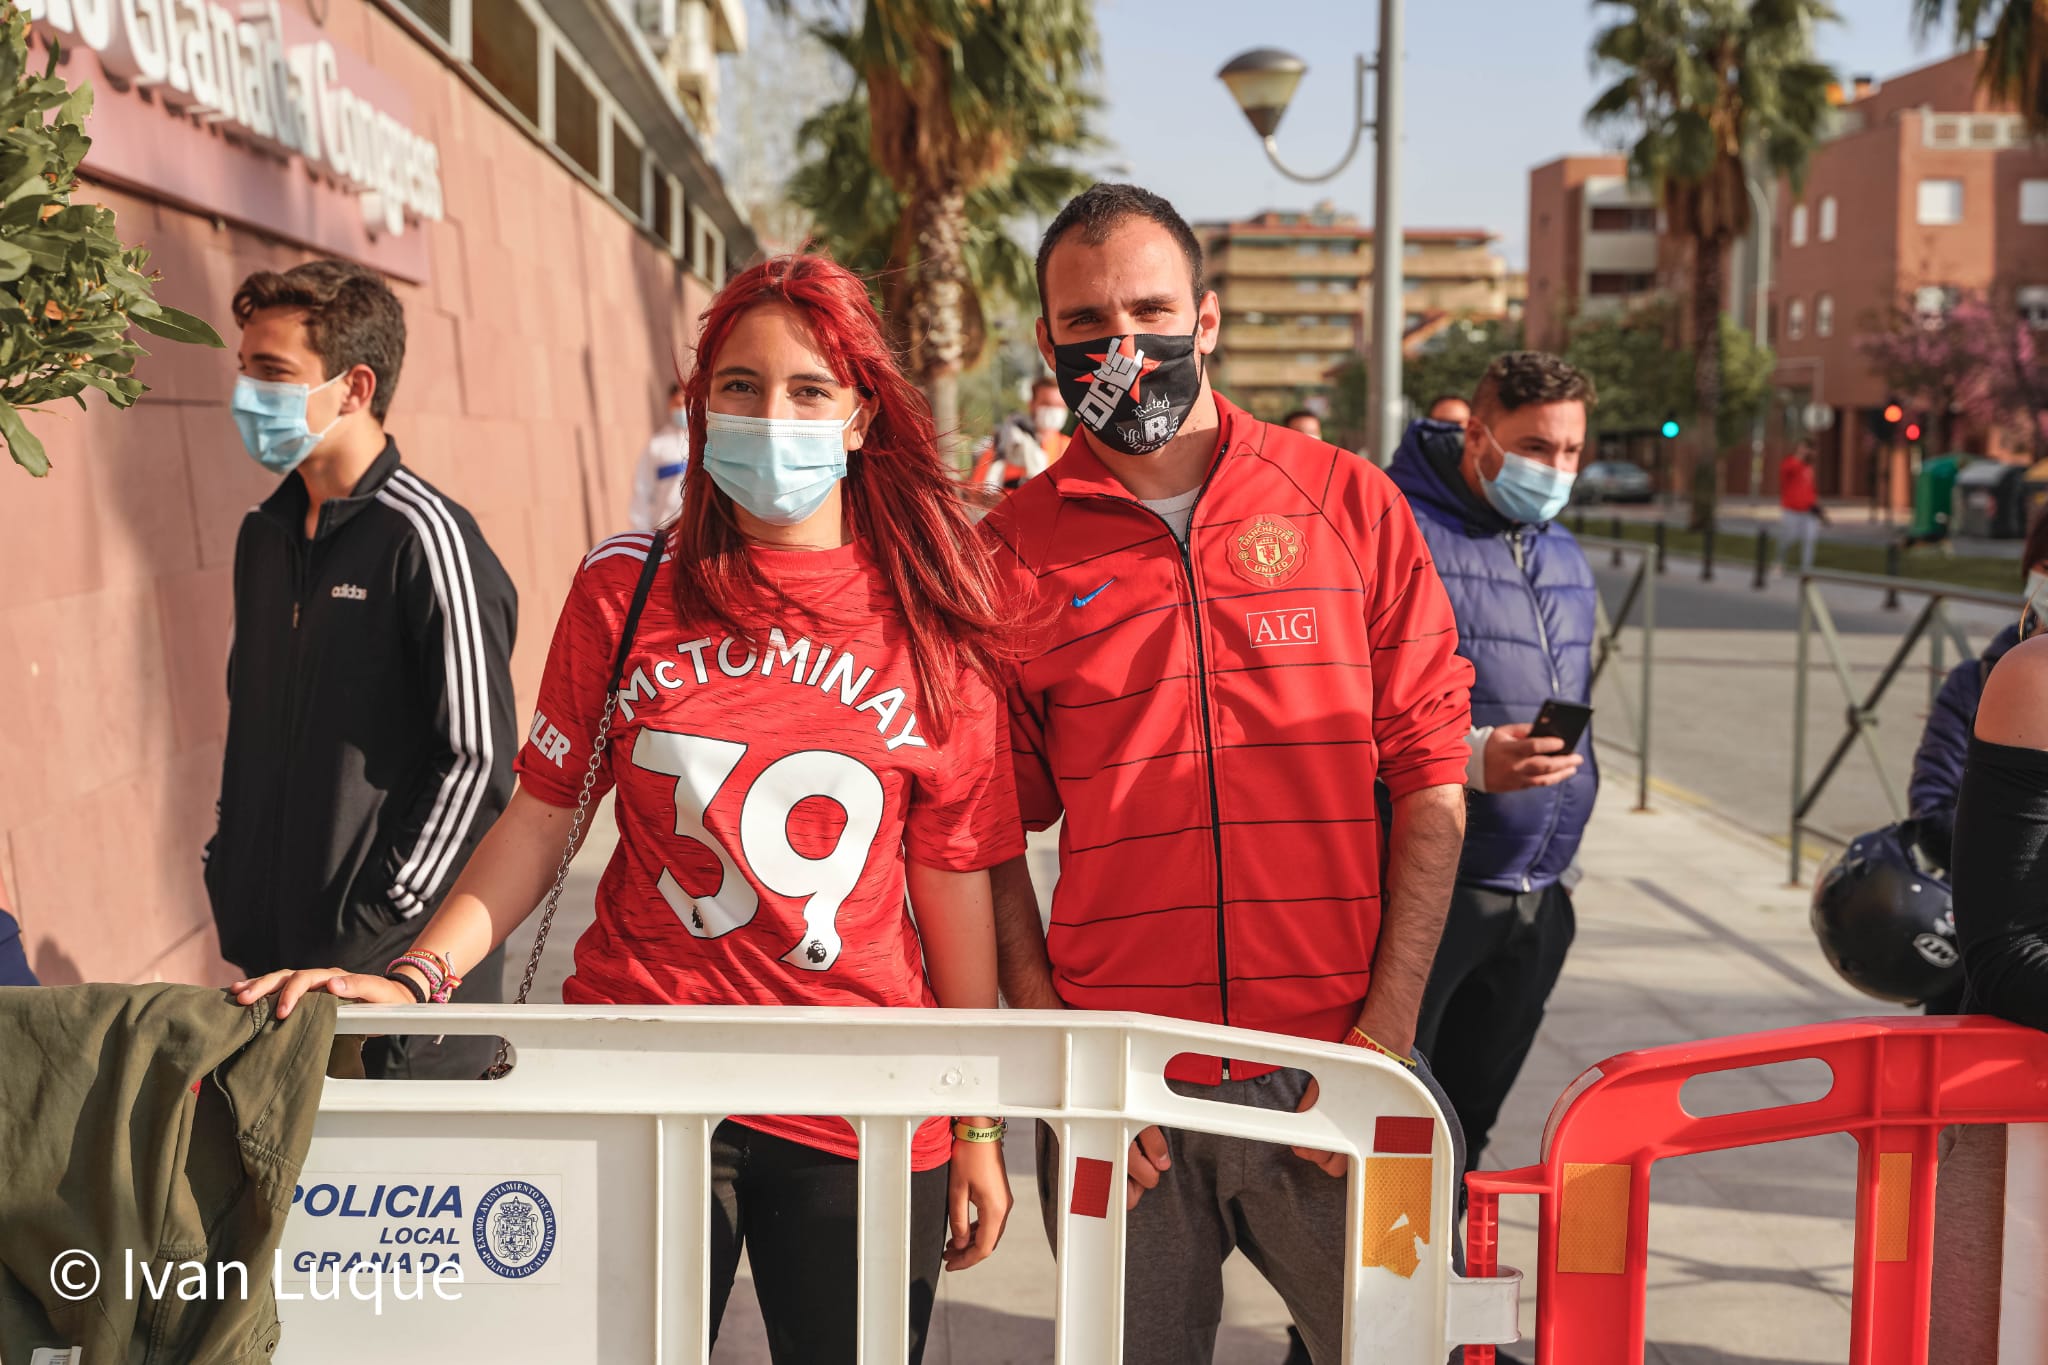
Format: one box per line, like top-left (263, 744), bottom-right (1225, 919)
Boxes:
top-left (1575, 460), bottom-right (1656, 504)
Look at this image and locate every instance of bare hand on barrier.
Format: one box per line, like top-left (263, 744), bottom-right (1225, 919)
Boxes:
top-left (1289, 1077), bottom-right (1349, 1178)
top-left (943, 1126), bottom-right (1012, 1272)
top-left (1485, 723), bottom-right (1584, 793)
top-left (1125, 1125), bottom-right (1171, 1210)
top-left (229, 969), bottom-right (414, 1020)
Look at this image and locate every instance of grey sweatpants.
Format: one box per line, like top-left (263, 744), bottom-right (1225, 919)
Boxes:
top-left (1928, 1123), bottom-right (2007, 1365)
top-left (1035, 1063), bottom-right (1465, 1365)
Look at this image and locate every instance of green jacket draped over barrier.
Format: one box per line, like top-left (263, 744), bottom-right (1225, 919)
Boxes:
top-left (0, 984), bottom-right (337, 1364)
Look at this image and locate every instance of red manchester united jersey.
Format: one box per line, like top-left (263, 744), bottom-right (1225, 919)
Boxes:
top-left (516, 531), bottom-right (1022, 1169)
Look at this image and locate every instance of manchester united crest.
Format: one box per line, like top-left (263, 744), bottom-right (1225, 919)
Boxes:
top-left (1229, 514), bottom-right (1305, 587)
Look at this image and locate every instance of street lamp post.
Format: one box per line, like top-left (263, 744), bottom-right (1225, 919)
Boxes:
top-left (1219, 3), bottom-right (1404, 464)
top-left (1743, 171), bottom-right (1772, 503)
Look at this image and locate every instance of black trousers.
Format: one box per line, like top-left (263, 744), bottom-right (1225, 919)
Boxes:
top-left (709, 1119), bottom-right (951, 1364)
top-left (1414, 881), bottom-right (1576, 1170)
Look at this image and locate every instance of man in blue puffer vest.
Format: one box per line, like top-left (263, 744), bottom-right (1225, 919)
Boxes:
top-left (1388, 351), bottom-right (1599, 1170)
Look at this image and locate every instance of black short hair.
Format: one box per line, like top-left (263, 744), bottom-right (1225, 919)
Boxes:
top-left (1472, 351), bottom-right (1596, 418)
top-left (1281, 408), bottom-right (1320, 427)
top-left (232, 260), bottom-right (407, 421)
top-left (1029, 374), bottom-right (1060, 396)
top-left (1035, 183), bottom-right (1205, 316)
top-left (1427, 393), bottom-right (1470, 414)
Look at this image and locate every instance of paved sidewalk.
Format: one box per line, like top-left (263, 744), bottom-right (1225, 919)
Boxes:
top-left (505, 745), bottom-right (1896, 1364)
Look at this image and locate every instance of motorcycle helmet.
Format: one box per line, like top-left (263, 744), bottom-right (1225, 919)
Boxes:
top-left (1810, 821), bottom-right (1961, 1006)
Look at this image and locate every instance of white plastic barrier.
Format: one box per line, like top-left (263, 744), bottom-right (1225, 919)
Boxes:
top-left (281, 1005), bottom-right (1520, 1362)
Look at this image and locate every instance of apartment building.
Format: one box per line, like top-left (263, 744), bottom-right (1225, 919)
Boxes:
top-left (1525, 155), bottom-right (1663, 352)
top-left (1770, 53), bottom-right (2048, 501)
top-left (1202, 204), bottom-right (1510, 418)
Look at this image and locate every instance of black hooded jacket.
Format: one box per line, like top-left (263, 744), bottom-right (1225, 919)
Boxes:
top-left (204, 440), bottom-right (517, 974)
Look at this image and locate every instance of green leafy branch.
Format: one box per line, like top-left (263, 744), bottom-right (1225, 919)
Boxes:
top-left (0, 4), bottom-right (224, 477)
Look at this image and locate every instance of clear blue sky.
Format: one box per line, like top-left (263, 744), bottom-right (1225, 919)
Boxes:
top-left (1095, 0), bottom-right (1956, 267)
top-left (730, 0), bottom-right (1965, 269)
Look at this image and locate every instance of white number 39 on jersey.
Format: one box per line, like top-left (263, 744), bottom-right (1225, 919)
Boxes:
top-left (630, 729), bottom-right (886, 972)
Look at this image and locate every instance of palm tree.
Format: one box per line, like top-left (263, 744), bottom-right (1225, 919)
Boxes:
top-left (1589, 0), bottom-right (1837, 527)
top-left (784, 70), bottom-right (1097, 383)
top-left (1914, 0), bottom-right (2048, 124)
top-left (767, 0), bottom-right (1099, 453)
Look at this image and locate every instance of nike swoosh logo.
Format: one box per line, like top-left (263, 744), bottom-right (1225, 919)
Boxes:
top-left (1072, 578), bottom-right (1115, 609)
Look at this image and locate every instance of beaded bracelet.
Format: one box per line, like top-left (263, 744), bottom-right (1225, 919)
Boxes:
top-left (410, 947), bottom-right (456, 983)
top-left (952, 1118), bottom-right (1007, 1144)
top-left (1345, 1027), bottom-right (1418, 1069)
top-left (387, 952), bottom-right (442, 996)
top-left (387, 950), bottom-right (456, 1002)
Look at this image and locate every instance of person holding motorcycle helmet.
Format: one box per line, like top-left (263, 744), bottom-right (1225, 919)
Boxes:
top-left (1808, 821), bottom-right (1961, 1008)
top-left (1925, 567), bottom-right (2048, 1364)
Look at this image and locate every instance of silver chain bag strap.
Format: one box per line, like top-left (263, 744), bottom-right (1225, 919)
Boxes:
top-left (485, 534), bottom-right (666, 1079)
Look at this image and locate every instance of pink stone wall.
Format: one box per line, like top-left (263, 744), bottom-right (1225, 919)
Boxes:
top-left (0, 0), bottom-right (719, 985)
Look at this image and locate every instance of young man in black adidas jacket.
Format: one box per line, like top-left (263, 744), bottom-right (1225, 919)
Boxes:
top-left (206, 260), bottom-right (518, 1078)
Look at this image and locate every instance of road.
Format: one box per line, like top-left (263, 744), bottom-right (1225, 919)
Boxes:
top-left (1586, 547), bottom-right (2020, 867)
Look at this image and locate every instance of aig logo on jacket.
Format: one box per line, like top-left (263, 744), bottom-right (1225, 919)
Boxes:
top-left (1247, 608), bottom-right (1319, 648)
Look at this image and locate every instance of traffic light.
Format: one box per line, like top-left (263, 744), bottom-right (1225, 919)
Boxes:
top-left (1883, 403), bottom-right (1904, 424)
top-left (1660, 413), bottom-right (1680, 439)
top-left (1874, 399), bottom-right (1902, 442)
top-left (1904, 420), bottom-right (1923, 443)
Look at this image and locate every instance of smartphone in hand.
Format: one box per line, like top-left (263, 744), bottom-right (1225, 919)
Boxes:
top-left (1528, 699), bottom-right (1594, 752)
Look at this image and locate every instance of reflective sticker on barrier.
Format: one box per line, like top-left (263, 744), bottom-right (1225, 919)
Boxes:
top-left (1362, 1116), bottom-right (1435, 1277)
top-left (280, 1173), bottom-right (565, 1285)
top-left (1071, 1157), bottom-right (1113, 1220)
top-left (1558, 1162), bottom-right (1630, 1274)
top-left (1875, 1152), bottom-right (1912, 1263)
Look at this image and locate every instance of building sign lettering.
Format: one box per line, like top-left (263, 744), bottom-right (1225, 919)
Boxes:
top-left (28, 0), bottom-right (442, 242)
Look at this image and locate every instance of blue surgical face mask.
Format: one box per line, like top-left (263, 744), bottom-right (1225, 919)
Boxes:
top-left (1478, 424), bottom-right (1575, 524)
top-left (669, 405), bottom-right (689, 430)
top-left (702, 409), bottom-right (856, 526)
top-left (232, 373), bottom-right (344, 475)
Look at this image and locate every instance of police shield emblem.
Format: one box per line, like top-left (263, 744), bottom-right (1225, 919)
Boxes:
top-left (1229, 514), bottom-right (1305, 587)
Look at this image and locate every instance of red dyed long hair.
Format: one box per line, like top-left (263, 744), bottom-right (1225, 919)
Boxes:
top-left (670, 253), bottom-right (1018, 737)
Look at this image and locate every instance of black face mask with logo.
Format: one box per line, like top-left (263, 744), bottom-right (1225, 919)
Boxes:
top-left (1051, 326), bottom-right (1203, 457)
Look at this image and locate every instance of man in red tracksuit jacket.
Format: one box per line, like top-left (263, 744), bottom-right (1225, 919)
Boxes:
top-left (985, 184), bottom-right (1474, 1365)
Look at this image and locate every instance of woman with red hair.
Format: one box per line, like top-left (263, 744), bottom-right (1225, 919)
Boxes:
top-left (235, 253), bottom-right (1022, 1361)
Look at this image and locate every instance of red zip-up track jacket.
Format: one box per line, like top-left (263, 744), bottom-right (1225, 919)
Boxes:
top-left (984, 396), bottom-right (1474, 1082)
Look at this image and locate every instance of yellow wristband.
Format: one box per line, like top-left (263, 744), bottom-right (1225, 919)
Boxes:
top-left (1346, 1027), bottom-right (1418, 1068)
top-left (952, 1119), bottom-right (1007, 1144)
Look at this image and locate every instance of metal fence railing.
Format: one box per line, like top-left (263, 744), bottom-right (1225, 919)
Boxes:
top-left (1576, 535), bottom-right (1656, 813)
top-left (1568, 509), bottom-right (1934, 600)
top-left (1788, 570), bottom-right (2020, 882)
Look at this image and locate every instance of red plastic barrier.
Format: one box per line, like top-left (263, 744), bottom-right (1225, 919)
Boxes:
top-left (1465, 1015), bottom-right (2048, 1364)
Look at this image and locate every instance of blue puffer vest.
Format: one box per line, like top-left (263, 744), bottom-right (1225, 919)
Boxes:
top-left (1386, 419), bottom-right (1600, 892)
